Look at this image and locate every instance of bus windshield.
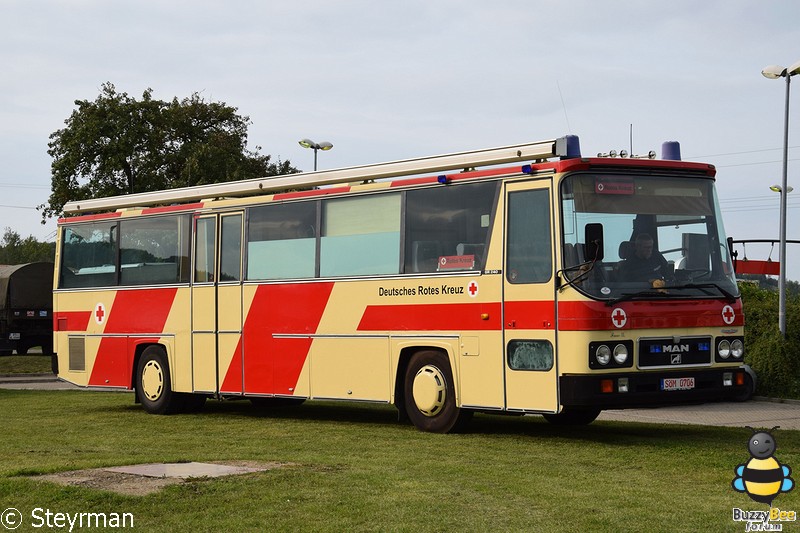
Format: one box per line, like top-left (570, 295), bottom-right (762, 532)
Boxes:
top-left (560, 173), bottom-right (738, 301)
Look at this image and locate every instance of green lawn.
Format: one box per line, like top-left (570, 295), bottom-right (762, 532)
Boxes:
top-left (0, 355), bottom-right (52, 375)
top-left (0, 390), bottom-right (797, 532)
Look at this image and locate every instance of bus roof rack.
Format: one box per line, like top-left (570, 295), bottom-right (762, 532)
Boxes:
top-left (62, 137), bottom-right (569, 215)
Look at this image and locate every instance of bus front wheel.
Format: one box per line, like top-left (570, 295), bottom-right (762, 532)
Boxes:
top-left (136, 346), bottom-right (181, 415)
top-left (403, 350), bottom-right (471, 433)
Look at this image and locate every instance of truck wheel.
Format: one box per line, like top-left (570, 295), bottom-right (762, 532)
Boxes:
top-left (403, 350), bottom-right (471, 433)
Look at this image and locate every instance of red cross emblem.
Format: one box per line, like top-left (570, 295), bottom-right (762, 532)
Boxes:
top-left (94, 303), bottom-right (106, 325)
top-left (467, 280), bottom-right (479, 298)
top-left (722, 305), bottom-right (735, 325)
top-left (611, 307), bottom-right (627, 328)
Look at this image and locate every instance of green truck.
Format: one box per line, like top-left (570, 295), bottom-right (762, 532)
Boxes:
top-left (0, 262), bottom-right (54, 355)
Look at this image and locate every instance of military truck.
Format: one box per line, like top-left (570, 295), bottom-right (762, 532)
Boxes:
top-left (0, 262), bottom-right (54, 355)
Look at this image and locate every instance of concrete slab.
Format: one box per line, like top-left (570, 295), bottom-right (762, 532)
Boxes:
top-left (104, 462), bottom-right (273, 479)
top-left (0, 374), bottom-right (126, 391)
top-left (598, 399), bottom-right (800, 430)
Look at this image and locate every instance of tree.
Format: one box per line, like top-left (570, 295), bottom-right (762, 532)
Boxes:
top-left (41, 83), bottom-right (297, 219)
top-left (0, 228), bottom-right (54, 264)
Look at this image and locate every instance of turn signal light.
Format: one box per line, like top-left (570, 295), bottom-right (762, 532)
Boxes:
top-left (600, 379), bottom-right (614, 393)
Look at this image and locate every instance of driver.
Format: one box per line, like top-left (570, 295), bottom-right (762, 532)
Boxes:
top-left (618, 233), bottom-right (670, 282)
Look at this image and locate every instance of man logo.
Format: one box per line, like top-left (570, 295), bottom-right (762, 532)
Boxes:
top-left (662, 344), bottom-right (690, 353)
top-left (671, 353), bottom-right (682, 365)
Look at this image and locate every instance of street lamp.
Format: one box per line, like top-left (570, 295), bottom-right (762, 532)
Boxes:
top-left (762, 60), bottom-right (800, 337)
top-left (298, 138), bottom-right (333, 171)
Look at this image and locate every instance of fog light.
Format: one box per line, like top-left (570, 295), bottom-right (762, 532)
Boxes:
top-left (617, 377), bottom-right (629, 393)
top-left (600, 379), bottom-right (614, 393)
top-left (723, 372), bottom-right (733, 387)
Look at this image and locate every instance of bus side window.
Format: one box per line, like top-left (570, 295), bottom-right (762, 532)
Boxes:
top-left (410, 241), bottom-right (442, 273)
top-left (506, 189), bottom-right (552, 284)
top-left (194, 217), bottom-right (216, 283)
top-left (404, 182), bottom-right (498, 273)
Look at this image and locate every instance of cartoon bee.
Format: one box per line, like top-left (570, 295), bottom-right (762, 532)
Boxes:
top-left (732, 426), bottom-right (794, 505)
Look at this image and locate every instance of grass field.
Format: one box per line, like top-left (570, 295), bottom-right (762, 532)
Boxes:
top-left (0, 355), bottom-right (52, 374)
top-left (0, 389), bottom-right (798, 532)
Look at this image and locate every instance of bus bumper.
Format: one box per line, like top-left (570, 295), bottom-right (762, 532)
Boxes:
top-left (559, 368), bottom-right (749, 408)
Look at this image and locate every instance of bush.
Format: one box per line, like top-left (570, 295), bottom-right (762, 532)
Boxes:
top-left (739, 282), bottom-right (800, 399)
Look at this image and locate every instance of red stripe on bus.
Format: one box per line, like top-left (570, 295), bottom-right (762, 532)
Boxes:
top-left (504, 300), bottom-right (556, 329)
top-left (220, 337), bottom-right (243, 394)
top-left (557, 300), bottom-right (744, 330)
top-left (273, 186), bottom-right (351, 201)
top-left (239, 282), bottom-right (335, 395)
top-left (141, 202), bottom-right (205, 215)
top-left (357, 299), bottom-right (742, 332)
top-left (102, 288), bottom-right (179, 334)
top-left (53, 311), bottom-right (91, 332)
top-left (88, 288), bottom-right (178, 387)
top-left (358, 303), bottom-right (503, 331)
top-left (58, 212), bottom-right (123, 224)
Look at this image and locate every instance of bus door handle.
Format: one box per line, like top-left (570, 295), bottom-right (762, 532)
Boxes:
top-left (507, 320), bottom-right (516, 328)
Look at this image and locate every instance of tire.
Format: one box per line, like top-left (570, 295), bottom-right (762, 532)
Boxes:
top-left (16, 345), bottom-right (29, 355)
top-left (403, 350), bottom-right (472, 433)
top-left (543, 408), bottom-right (600, 425)
top-left (136, 346), bottom-right (182, 414)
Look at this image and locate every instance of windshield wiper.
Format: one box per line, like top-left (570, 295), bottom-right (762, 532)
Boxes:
top-left (672, 283), bottom-right (737, 303)
top-left (607, 283), bottom-right (738, 307)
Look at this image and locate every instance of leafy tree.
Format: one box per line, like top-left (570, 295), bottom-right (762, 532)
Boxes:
top-left (0, 228), bottom-right (54, 264)
top-left (739, 281), bottom-right (800, 399)
top-left (41, 83), bottom-right (297, 219)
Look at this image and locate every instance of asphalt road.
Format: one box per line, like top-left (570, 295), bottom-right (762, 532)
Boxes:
top-left (2, 373), bottom-right (798, 430)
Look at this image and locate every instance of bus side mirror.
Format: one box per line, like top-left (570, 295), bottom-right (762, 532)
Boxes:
top-left (584, 223), bottom-right (604, 261)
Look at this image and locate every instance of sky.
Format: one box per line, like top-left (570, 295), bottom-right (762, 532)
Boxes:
top-left (1, 1), bottom-right (800, 279)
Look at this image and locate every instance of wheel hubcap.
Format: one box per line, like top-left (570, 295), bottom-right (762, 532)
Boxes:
top-left (412, 365), bottom-right (446, 417)
top-left (141, 360), bottom-right (164, 401)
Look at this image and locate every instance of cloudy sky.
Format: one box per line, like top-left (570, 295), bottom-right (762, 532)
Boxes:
top-left (2, 1), bottom-right (800, 278)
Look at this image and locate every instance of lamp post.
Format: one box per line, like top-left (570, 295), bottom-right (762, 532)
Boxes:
top-left (762, 61), bottom-right (800, 337)
top-left (298, 138), bottom-right (333, 171)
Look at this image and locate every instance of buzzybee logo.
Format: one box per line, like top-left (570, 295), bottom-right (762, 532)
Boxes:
top-left (732, 426), bottom-right (794, 505)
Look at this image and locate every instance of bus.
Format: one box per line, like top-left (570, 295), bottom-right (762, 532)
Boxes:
top-left (52, 135), bottom-right (747, 432)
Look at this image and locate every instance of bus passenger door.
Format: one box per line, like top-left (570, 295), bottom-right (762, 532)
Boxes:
top-left (503, 181), bottom-right (558, 413)
top-left (191, 213), bottom-right (244, 395)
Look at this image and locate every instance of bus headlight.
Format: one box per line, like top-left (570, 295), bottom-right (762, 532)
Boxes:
top-left (595, 345), bottom-right (611, 365)
top-left (717, 339), bottom-right (731, 359)
top-left (613, 344), bottom-right (629, 365)
top-left (730, 339), bottom-right (744, 359)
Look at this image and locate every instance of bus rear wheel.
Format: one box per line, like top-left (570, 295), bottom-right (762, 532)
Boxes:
top-left (136, 346), bottom-right (182, 415)
top-left (403, 350), bottom-right (471, 433)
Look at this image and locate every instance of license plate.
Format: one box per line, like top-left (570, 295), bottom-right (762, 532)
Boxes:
top-left (661, 377), bottom-right (695, 391)
top-left (9, 333), bottom-right (20, 340)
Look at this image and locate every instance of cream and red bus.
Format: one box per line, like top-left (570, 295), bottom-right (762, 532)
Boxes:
top-left (52, 135), bottom-right (747, 432)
